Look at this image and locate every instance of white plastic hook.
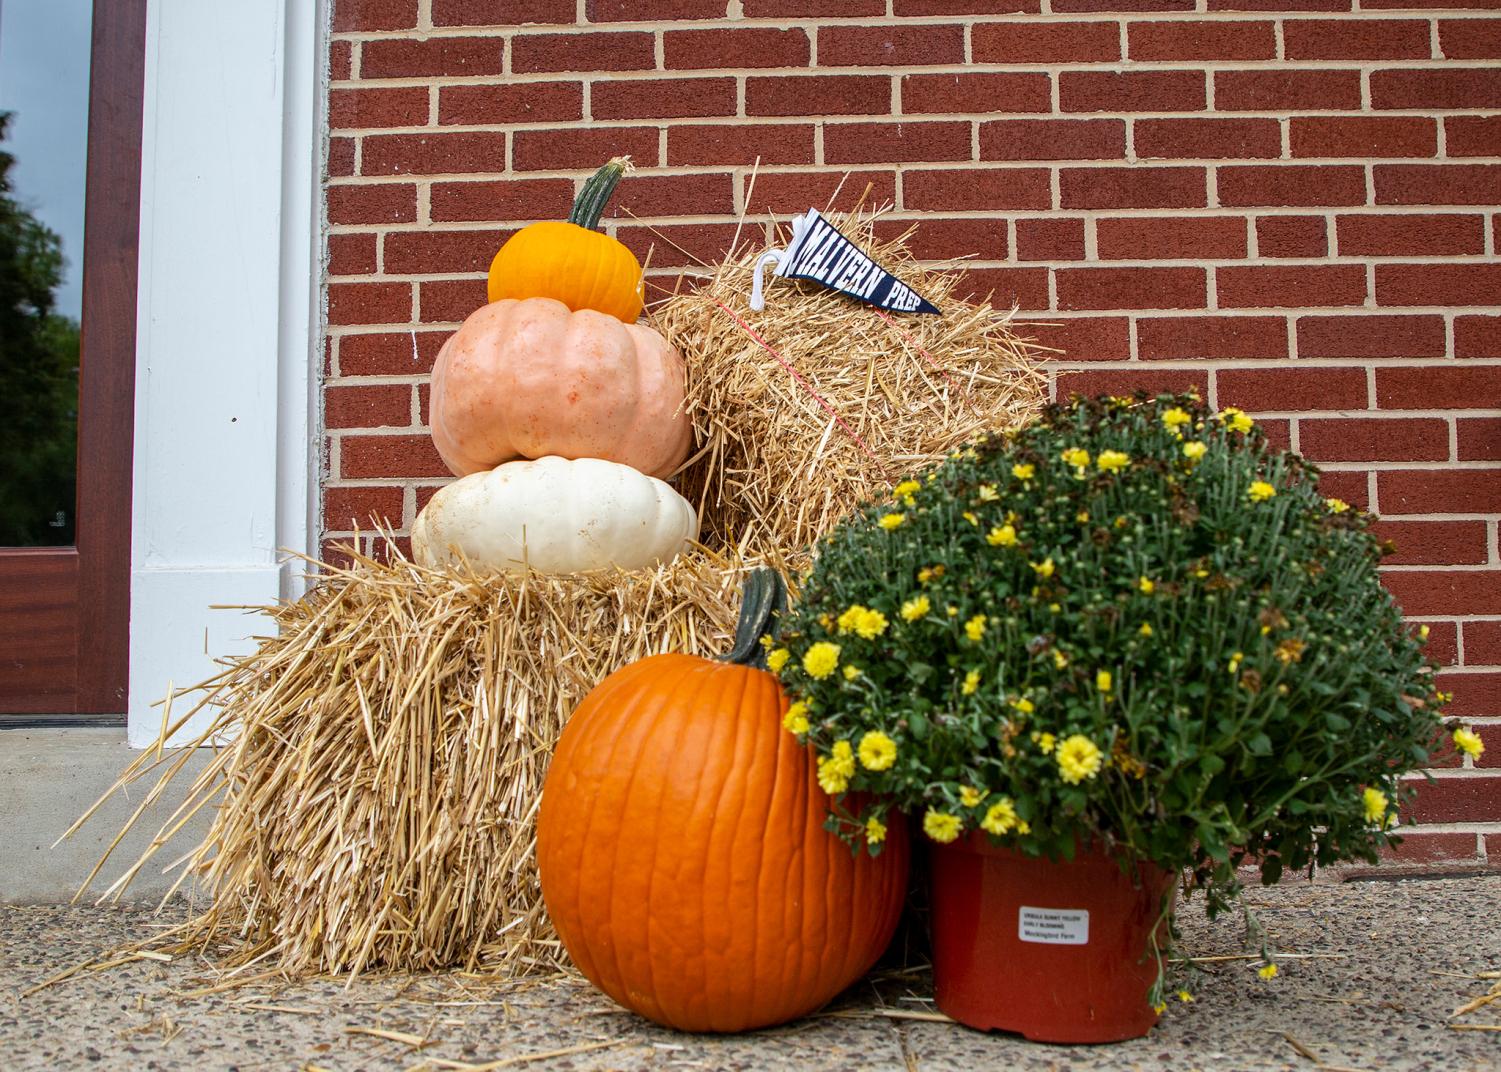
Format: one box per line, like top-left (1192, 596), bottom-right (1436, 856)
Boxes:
top-left (749, 249), bottom-right (786, 312)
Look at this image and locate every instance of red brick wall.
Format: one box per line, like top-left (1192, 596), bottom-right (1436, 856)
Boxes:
top-left (322, 1), bottom-right (1501, 864)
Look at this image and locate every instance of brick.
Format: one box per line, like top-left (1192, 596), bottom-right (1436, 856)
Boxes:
top-left (1283, 18), bottom-right (1431, 59)
top-left (1375, 165), bottom-right (1501, 207)
top-left (1378, 831), bottom-right (1481, 866)
top-left (1014, 217), bottom-right (1087, 261)
top-left (618, 223), bottom-right (742, 268)
top-left (1135, 117), bottom-right (1281, 160)
top-left (1465, 620), bottom-right (1501, 664)
top-left (1436, 672), bottom-right (1501, 717)
top-left (431, 0), bottom-right (575, 24)
top-left (602, 172), bottom-right (736, 219)
top-left (893, 0), bottom-right (1040, 11)
top-left (1297, 315), bottom-right (1447, 359)
top-left (1377, 366), bottom-right (1501, 410)
top-left (1369, 520), bottom-right (1490, 566)
top-left (1060, 70), bottom-right (1206, 112)
top-left (1446, 116), bottom-right (1501, 158)
top-left (328, 232), bottom-right (378, 276)
top-left (970, 21), bottom-right (1121, 63)
top-left (328, 138), bottom-right (356, 178)
top-left (1128, 20), bottom-right (1276, 60)
top-left (585, 0), bottom-right (726, 19)
top-left (1219, 366), bottom-right (1368, 410)
top-left (744, 169), bottom-right (897, 215)
top-left (1215, 69), bottom-right (1362, 111)
top-left (1315, 469), bottom-right (1369, 509)
top-left (1376, 264), bottom-right (1501, 307)
top-left (592, 77), bottom-right (736, 119)
top-left (979, 119), bottom-right (1125, 161)
top-left (327, 183), bottom-right (418, 225)
top-left (362, 131), bottom-right (508, 176)
top-left (1440, 19), bottom-right (1501, 59)
top-left (339, 330), bottom-right (449, 376)
top-left (324, 484), bottom-right (407, 532)
top-left (513, 32), bottom-right (654, 73)
top-left (1380, 470), bottom-right (1501, 514)
top-left (1053, 0), bottom-right (1194, 10)
top-left (1291, 116), bottom-right (1437, 158)
top-left (819, 24), bottom-right (966, 67)
top-left (330, 40), bottom-right (353, 81)
top-left (333, 0), bottom-right (419, 31)
top-left (419, 278), bottom-right (489, 323)
top-left (747, 75), bottom-right (890, 117)
top-left (1055, 368), bottom-right (1209, 401)
top-left (901, 72), bottom-right (1052, 114)
top-left (513, 127), bottom-right (659, 170)
top-left (667, 124), bottom-right (814, 166)
top-left (1387, 571), bottom-right (1501, 618)
top-left (1217, 264), bottom-right (1367, 308)
top-left (825, 121), bottom-right (971, 164)
top-left (1458, 417), bottom-right (1501, 460)
top-left (954, 267), bottom-right (1050, 309)
top-left (1207, 0), bottom-right (1350, 8)
top-left (1017, 316), bottom-right (1131, 360)
top-left (328, 281), bottom-right (413, 326)
top-left (1060, 167), bottom-right (1207, 210)
top-left (903, 168), bottom-right (1052, 211)
top-left (1338, 213), bottom-right (1486, 257)
top-left (325, 384), bottom-right (413, 430)
top-left (1136, 316), bottom-right (1287, 360)
top-left (1456, 316), bottom-right (1501, 358)
top-left (429, 178), bottom-right (574, 222)
top-left (1218, 165), bottom-right (1366, 207)
top-left (361, 36), bottom-right (504, 79)
top-left (1056, 267), bottom-right (1207, 310)
top-left (874, 217), bottom-right (1009, 261)
top-left (384, 229), bottom-right (506, 274)
top-left (330, 87), bottom-right (429, 131)
top-left (1417, 620), bottom-right (1460, 666)
top-left (744, 0), bottom-right (882, 11)
top-left (340, 434), bottom-right (448, 479)
top-left (438, 82), bottom-right (582, 125)
top-left (1404, 774), bottom-right (1501, 822)
top-left (1371, 69), bottom-right (1501, 110)
top-left (1097, 216), bottom-right (1247, 259)
top-left (1298, 417), bottom-right (1449, 462)
top-left (1256, 216), bottom-right (1327, 258)
top-left (664, 28), bottom-right (809, 69)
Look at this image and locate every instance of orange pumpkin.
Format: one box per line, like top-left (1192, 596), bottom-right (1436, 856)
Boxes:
top-left (429, 296), bottom-right (692, 479)
top-left (487, 157), bottom-right (644, 323)
top-left (537, 571), bottom-right (910, 1033)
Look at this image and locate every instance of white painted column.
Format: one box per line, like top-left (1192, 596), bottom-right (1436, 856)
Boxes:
top-left (128, 1), bottom-right (324, 747)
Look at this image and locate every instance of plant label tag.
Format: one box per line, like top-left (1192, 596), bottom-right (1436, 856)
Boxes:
top-left (1018, 906), bottom-right (1090, 945)
top-left (749, 208), bottom-right (940, 315)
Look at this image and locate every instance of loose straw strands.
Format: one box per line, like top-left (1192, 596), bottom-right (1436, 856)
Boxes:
top-left (63, 544), bottom-right (754, 980)
top-left (652, 211), bottom-right (1049, 558)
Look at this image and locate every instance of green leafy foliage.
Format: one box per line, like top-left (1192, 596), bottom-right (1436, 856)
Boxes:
top-left (771, 394), bottom-right (1444, 917)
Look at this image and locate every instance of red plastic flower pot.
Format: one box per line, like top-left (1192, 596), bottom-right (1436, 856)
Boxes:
top-left (928, 833), bottom-right (1175, 1043)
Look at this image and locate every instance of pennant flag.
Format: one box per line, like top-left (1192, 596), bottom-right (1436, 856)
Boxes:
top-left (750, 209), bottom-right (940, 315)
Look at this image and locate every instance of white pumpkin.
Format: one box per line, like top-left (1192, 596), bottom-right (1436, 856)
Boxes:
top-left (412, 456), bottom-right (699, 574)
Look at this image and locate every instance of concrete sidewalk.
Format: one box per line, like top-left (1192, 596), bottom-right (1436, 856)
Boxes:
top-left (2, 875), bottom-right (1498, 1071)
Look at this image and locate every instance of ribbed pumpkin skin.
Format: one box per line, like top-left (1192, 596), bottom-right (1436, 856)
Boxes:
top-left (537, 654), bottom-right (911, 1033)
top-left (488, 222), bottom-right (644, 324)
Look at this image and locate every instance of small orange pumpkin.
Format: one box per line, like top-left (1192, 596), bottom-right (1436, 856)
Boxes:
top-left (538, 571), bottom-right (910, 1033)
top-left (429, 296), bottom-right (691, 479)
top-left (487, 157), bottom-right (644, 323)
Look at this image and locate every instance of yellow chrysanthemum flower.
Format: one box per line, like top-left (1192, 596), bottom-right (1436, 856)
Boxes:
top-left (901, 595), bottom-right (932, 621)
top-left (1076, 510), bottom-right (1090, 523)
top-left (1454, 727), bottom-right (1485, 759)
top-left (817, 740), bottom-right (856, 795)
top-left (1031, 557), bottom-right (1056, 579)
top-left (1228, 651), bottom-right (1244, 674)
top-left (1183, 440), bottom-right (1208, 461)
top-left (857, 730), bottom-right (897, 771)
top-left (1362, 786), bottom-right (1388, 823)
top-left (981, 797), bottom-right (1019, 836)
top-left (1326, 497), bottom-right (1350, 513)
top-left (1060, 447), bottom-right (1090, 468)
top-left (1178, 990), bottom-right (1194, 1004)
top-left (1220, 406), bottom-right (1255, 434)
top-left (803, 642), bottom-right (841, 679)
top-left (1052, 649), bottom-right (1069, 670)
top-left (1097, 449), bottom-right (1130, 472)
top-left (1016, 819), bottom-right (1031, 835)
top-left (766, 648), bottom-right (790, 673)
top-left (1011, 696), bottom-right (1035, 714)
top-left (1162, 406), bottom-right (1192, 431)
top-left (837, 605), bottom-right (864, 634)
top-left (1258, 963), bottom-right (1278, 980)
top-left (923, 810), bottom-right (963, 844)
top-left (977, 484), bottom-right (1000, 502)
top-left (964, 614), bottom-right (987, 642)
top-left (963, 510), bottom-right (979, 526)
top-left (1419, 624), bottom-right (1430, 640)
top-left (1248, 480), bottom-right (1277, 502)
top-left (843, 664), bottom-right (862, 681)
top-left (947, 605), bottom-right (959, 617)
top-left (1096, 669), bottom-right (1113, 693)
top-left (1154, 1002), bottom-right (1168, 1015)
top-left (893, 480), bottom-right (921, 501)
top-left (987, 524), bottom-right (1018, 547)
top-left (1139, 622), bottom-right (1154, 637)
top-left (879, 512), bottom-right (907, 530)
top-left (865, 815), bottom-right (887, 845)
top-left (1057, 734), bottom-right (1105, 784)
top-left (1012, 463), bottom-right (1035, 480)
top-left (855, 608), bottom-right (888, 639)
top-left (781, 701), bottom-right (810, 735)
top-left (962, 669), bottom-right (981, 695)
top-left (959, 785), bottom-right (984, 808)
top-left (1138, 576), bottom-right (1155, 594)
top-left (1033, 731), bottom-right (1056, 754)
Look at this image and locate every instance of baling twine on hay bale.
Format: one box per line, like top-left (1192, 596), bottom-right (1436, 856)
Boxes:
top-left (70, 211), bottom-right (1049, 981)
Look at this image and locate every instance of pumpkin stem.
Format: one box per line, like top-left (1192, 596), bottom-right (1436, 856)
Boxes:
top-left (569, 157), bottom-right (633, 231)
top-left (721, 567), bottom-right (788, 669)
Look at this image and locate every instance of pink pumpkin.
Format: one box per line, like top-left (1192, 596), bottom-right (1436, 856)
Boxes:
top-left (429, 297), bottom-right (692, 479)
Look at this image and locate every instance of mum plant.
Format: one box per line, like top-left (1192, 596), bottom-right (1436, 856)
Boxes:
top-left (770, 394), bottom-right (1471, 955)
